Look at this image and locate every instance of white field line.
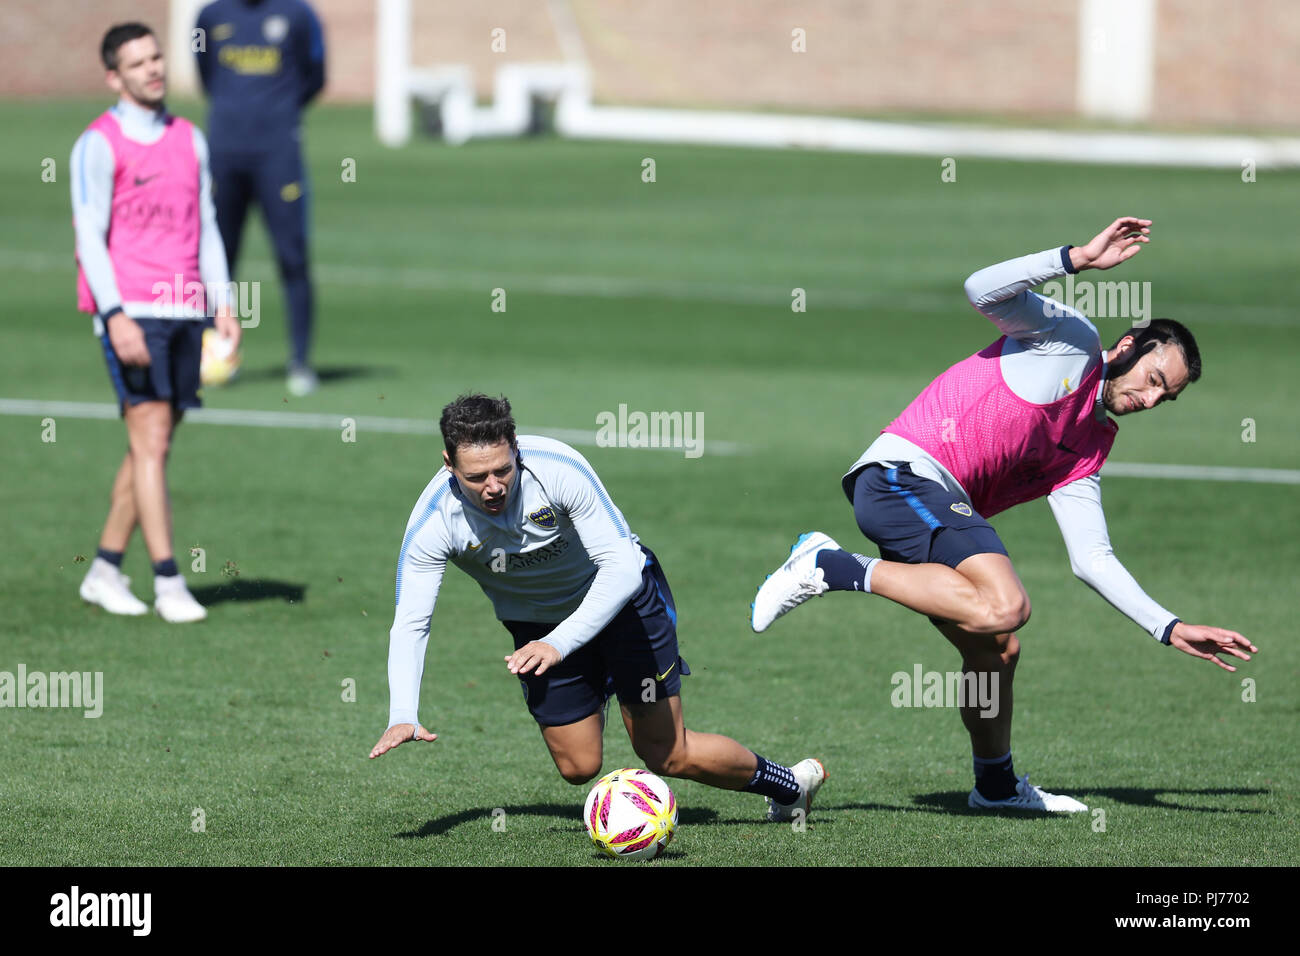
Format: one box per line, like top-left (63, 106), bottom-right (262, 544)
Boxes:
top-left (1100, 462), bottom-right (1300, 485)
top-left (2, 247), bottom-right (1295, 325)
top-left (0, 399), bottom-right (743, 456)
top-left (5, 398), bottom-right (1297, 482)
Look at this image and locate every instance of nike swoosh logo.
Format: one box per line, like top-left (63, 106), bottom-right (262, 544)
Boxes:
top-left (465, 541), bottom-right (482, 551)
top-left (654, 661), bottom-right (676, 682)
top-left (134, 174), bottom-right (160, 186)
top-left (1056, 440), bottom-right (1080, 455)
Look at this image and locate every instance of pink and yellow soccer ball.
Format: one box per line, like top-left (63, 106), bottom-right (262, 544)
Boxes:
top-left (200, 328), bottom-right (241, 387)
top-left (583, 768), bottom-right (679, 860)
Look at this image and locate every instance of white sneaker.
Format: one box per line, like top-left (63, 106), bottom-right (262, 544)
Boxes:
top-left (751, 531), bottom-right (838, 632)
top-left (766, 758), bottom-right (827, 822)
top-left (968, 774), bottom-right (1088, 813)
top-left (79, 558), bottom-right (148, 616)
top-left (287, 365), bottom-right (318, 397)
top-left (154, 576), bottom-right (207, 623)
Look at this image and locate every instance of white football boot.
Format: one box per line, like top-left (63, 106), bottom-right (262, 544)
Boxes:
top-left (154, 575), bottom-right (208, 623)
top-left (766, 758), bottom-right (828, 822)
top-left (968, 774), bottom-right (1088, 813)
top-left (287, 365), bottom-right (319, 397)
top-left (79, 558), bottom-right (149, 616)
top-left (751, 531), bottom-right (838, 632)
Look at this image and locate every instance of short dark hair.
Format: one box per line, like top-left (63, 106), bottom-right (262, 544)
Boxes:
top-left (1108, 318), bottom-right (1201, 383)
top-left (101, 22), bottom-right (155, 71)
top-left (439, 394), bottom-right (516, 465)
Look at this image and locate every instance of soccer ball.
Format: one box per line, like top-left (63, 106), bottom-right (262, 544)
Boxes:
top-left (583, 768), bottom-right (678, 860)
top-left (200, 328), bottom-right (241, 387)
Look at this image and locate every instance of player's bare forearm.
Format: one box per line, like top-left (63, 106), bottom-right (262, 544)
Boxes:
top-left (1069, 217), bottom-right (1152, 272)
top-left (369, 723), bottom-right (437, 758)
top-left (1169, 622), bottom-right (1257, 672)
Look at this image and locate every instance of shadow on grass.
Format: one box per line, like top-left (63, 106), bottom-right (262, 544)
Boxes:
top-left (397, 803), bottom-right (723, 840)
top-left (191, 578), bottom-right (307, 606)
top-left (230, 364), bottom-right (395, 386)
top-left (837, 786), bottom-right (1274, 816)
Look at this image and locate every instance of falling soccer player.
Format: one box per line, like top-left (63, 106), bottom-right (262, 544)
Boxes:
top-left (751, 217), bottom-right (1255, 812)
top-left (371, 394), bottom-right (825, 822)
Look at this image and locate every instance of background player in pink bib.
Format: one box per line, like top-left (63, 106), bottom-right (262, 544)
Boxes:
top-left (72, 23), bottom-right (243, 623)
top-left (752, 217), bottom-right (1255, 812)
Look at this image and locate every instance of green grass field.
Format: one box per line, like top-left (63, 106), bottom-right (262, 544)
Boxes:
top-left (1, 99), bottom-right (1296, 866)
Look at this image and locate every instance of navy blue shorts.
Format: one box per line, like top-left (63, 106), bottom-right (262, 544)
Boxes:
top-left (847, 463), bottom-right (1008, 570)
top-left (98, 317), bottom-right (204, 413)
top-left (503, 547), bottom-right (691, 727)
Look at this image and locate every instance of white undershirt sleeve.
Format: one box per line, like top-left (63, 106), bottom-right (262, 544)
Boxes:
top-left (70, 130), bottom-right (123, 315)
top-left (1047, 474), bottom-right (1179, 641)
top-left (963, 246), bottom-right (1077, 341)
top-left (386, 515), bottom-right (450, 729)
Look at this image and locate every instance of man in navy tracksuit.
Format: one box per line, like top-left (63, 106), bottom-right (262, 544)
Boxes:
top-left (196, 0), bottom-right (325, 395)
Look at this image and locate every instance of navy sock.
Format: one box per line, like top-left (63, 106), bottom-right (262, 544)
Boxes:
top-left (96, 548), bottom-right (124, 569)
top-left (973, 750), bottom-right (1018, 800)
top-left (152, 558), bottom-right (179, 578)
top-left (743, 754), bottom-right (801, 805)
top-left (815, 549), bottom-right (877, 592)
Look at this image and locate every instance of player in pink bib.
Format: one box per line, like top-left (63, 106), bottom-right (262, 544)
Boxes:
top-left (752, 217), bottom-right (1255, 812)
top-left (71, 23), bottom-right (242, 624)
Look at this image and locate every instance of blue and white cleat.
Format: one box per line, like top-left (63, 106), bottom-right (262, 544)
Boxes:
top-left (968, 774), bottom-right (1088, 813)
top-left (750, 531), bottom-right (840, 633)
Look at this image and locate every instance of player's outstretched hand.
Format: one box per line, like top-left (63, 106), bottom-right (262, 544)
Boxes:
top-left (505, 641), bottom-right (561, 676)
top-left (106, 311), bottom-right (151, 366)
top-left (214, 306), bottom-right (243, 350)
top-left (1169, 622), bottom-right (1257, 672)
top-left (1070, 216), bottom-right (1152, 272)
top-left (369, 723), bottom-right (437, 758)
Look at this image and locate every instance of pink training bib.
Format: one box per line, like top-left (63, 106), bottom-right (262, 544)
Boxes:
top-left (884, 336), bottom-right (1118, 517)
top-left (76, 110), bottom-right (201, 314)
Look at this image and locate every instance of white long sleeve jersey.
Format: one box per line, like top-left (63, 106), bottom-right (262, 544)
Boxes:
top-left (387, 435), bottom-right (646, 728)
top-left (849, 247), bottom-right (1178, 641)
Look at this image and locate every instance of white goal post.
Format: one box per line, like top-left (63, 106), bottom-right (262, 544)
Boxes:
top-left (372, 0), bottom-right (1300, 169)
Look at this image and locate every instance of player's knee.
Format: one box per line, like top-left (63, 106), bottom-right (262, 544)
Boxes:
top-left (144, 432), bottom-right (172, 461)
top-left (636, 741), bottom-right (688, 779)
top-left (276, 250), bottom-right (308, 280)
top-left (556, 758), bottom-right (601, 786)
top-left (983, 592), bottom-right (1030, 633)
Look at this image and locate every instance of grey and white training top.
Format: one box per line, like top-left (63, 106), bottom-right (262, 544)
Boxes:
top-left (849, 247), bottom-right (1178, 641)
top-left (387, 435), bottom-right (645, 728)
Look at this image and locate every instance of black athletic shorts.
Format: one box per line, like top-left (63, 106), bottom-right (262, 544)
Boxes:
top-left (847, 463), bottom-right (1009, 569)
top-left (98, 316), bottom-right (204, 413)
top-left (502, 547), bottom-right (690, 727)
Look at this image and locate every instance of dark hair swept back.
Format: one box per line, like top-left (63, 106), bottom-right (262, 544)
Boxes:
top-left (439, 394), bottom-right (516, 465)
top-left (1108, 318), bottom-right (1201, 383)
top-left (101, 22), bottom-right (155, 71)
